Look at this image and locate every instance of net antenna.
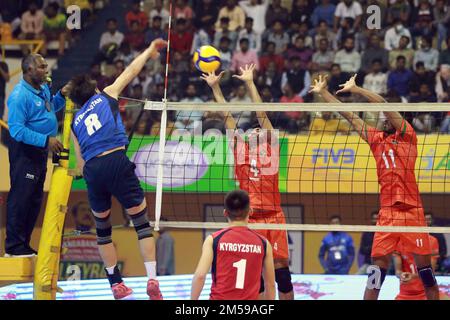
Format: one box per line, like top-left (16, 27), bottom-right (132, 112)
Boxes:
top-left (154, 1), bottom-right (173, 231)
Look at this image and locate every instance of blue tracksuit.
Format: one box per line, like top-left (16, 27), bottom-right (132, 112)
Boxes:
top-left (318, 232), bottom-right (355, 275)
top-left (5, 78), bottom-right (65, 254)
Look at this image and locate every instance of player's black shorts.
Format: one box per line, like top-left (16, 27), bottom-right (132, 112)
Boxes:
top-left (83, 149), bottom-right (144, 212)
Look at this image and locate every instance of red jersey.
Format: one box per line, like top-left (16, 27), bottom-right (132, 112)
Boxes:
top-left (233, 136), bottom-right (281, 211)
top-left (366, 120), bottom-right (423, 208)
top-left (210, 226), bottom-right (267, 300)
top-left (396, 235), bottom-right (439, 297)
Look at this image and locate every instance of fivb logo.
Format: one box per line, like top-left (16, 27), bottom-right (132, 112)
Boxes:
top-left (66, 5), bottom-right (81, 30)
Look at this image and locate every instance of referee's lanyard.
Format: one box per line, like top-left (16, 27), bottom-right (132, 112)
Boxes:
top-left (37, 90), bottom-right (51, 112)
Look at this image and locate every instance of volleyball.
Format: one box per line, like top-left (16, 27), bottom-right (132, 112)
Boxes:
top-left (192, 45), bottom-right (221, 73)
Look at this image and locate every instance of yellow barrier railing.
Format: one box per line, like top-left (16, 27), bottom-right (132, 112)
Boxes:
top-left (0, 39), bottom-right (44, 77)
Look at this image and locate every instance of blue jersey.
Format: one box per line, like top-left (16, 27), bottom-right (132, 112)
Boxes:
top-left (318, 232), bottom-right (355, 274)
top-left (72, 92), bottom-right (128, 162)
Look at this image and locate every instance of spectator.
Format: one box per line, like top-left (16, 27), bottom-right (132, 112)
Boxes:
top-left (290, 21), bottom-right (314, 49)
top-left (145, 16), bottom-right (165, 46)
top-left (265, 20), bottom-right (290, 55)
top-left (116, 42), bottom-right (138, 66)
top-left (125, 21), bottom-right (146, 52)
top-left (176, 84), bottom-right (204, 132)
top-left (433, 0), bottom-right (450, 50)
top-left (311, 38), bottom-right (335, 74)
top-left (281, 56), bottom-right (311, 100)
top-left (384, 19), bottom-right (412, 51)
top-left (230, 84), bottom-right (253, 130)
top-left (311, 0), bottom-right (336, 28)
top-left (286, 36), bottom-right (314, 71)
top-left (18, 1), bottom-right (45, 56)
top-left (265, 0), bottom-right (289, 30)
top-left (71, 201), bottom-right (94, 233)
top-left (131, 67), bottom-right (153, 98)
top-left (213, 17), bottom-right (238, 51)
top-left (202, 110), bottom-right (226, 134)
top-left (318, 215), bottom-right (355, 275)
top-left (387, 55), bottom-right (413, 98)
top-left (256, 61), bottom-right (283, 99)
top-left (42, 2), bottom-right (66, 57)
top-left (170, 18), bottom-right (194, 57)
top-left (259, 41), bottom-right (285, 74)
top-left (231, 38), bottom-right (260, 73)
top-left (334, 36), bottom-right (360, 74)
top-left (386, 0), bottom-right (411, 26)
top-left (149, 0), bottom-right (170, 28)
top-left (191, 26), bottom-right (211, 55)
top-left (360, 34), bottom-right (389, 73)
top-left (435, 64), bottom-right (450, 102)
top-left (5, 54), bottom-right (69, 257)
top-left (328, 63), bottom-right (350, 96)
top-left (237, 17), bottom-right (262, 54)
top-left (309, 111), bottom-right (349, 136)
top-left (239, 0), bottom-right (269, 35)
top-left (290, 0), bottom-right (313, 26)
top-left (125, 0), bottom-right (148, 31)
top-left (409, 61), bottom-right (436, 98)
top-left (89, 63), bottom-right (108, 91)
top-left (426, 212), bottom-right (448, 273)
top-left (174, 0), bottom-right (194, 22)
top-left (439, 36), bottom-right (450, 66)
top-left (411, 0), bottom-right (435, 40)
top-left (218, 36), bottom-right (233, 71)
top-left (0, 60), bottom-right (9, 120)
top-left (280, 82), bottom-right (306, 133)
top-left (363, 59), bottom-right (388, 95)
top-left (410, 88), bottom-right (437, 133)
top-left (413, 36), bottom-right (439, 72)
top-left (356, 211), bottom-right (378, 274)
top-left (156, 217), bottom-right (175, 276)
top-left (389, 35), bottom-right (414, 70)
top-left (440, 111), bottom-right (450, 134)
top-left (215, 0), bottom-right (246, 32)
top-left (313, 20), bottom-right (338, 51)
top-left (95, 18), bottom-right (124, 64)
top-left (194, 0), bottom-right (219, 31)
top-left (333, 0), bottom-right (362, 33)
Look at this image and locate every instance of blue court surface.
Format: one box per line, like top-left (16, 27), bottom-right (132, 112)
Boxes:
top-left (1, 274), bottom-right (449, 300)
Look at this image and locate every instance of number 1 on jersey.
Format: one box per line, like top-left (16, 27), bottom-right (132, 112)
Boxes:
top-left (232, 259), bottom-right (247, 289)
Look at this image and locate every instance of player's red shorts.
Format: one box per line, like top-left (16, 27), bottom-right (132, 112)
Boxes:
top-left (395, 292), bottom-right (427, 300)
top-left (248, 209), bottom-right (289, 260)
top-left (372, 206), bottom-right (431, 257)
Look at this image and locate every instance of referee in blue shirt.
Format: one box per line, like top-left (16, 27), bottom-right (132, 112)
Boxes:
top-left (5, 54), bottom-right (71, 257)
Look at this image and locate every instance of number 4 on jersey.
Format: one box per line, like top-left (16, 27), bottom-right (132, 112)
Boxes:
top-left (85, 113), bottom-right (102, 136)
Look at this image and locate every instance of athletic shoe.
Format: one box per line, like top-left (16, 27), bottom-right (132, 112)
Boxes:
top-left (4, 253), bottom-right (36, 258)
top-left (111, 282), bottom-right (134, 300)
top-left (147, 279), bottom-right (163, 300)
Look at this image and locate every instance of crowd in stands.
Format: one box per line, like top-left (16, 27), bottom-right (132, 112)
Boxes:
top-left (1, 0), bottom-right (450, 135)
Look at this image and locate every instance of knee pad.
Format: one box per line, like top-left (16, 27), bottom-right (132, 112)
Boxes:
top-left (366, 265), bottom-right (386, 290)
top-left (417, 265), bottom-right (437, 287)
top-left (275, 267), bottom-right (293, 293)
top-left (129, 208), bottom-right (153, 240)
top-left (94, 215), bottom-right (112, 245)
top-left (259, 276), bottom-right (265, 293)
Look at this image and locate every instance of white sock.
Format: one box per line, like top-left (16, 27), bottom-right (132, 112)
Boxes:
top-left (144, 261), bottom-right (157, 279)
top-left (105, 265), bottom-right (116, 275)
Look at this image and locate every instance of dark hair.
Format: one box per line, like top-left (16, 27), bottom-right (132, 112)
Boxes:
top-left (329, 215), bottom-right (341, 222)
top-left (69, 74), bottom-right (97, 106)
top-left (239, 38), bottom-right (249, 45)
top-left (220, 17), bottom-right (230, 23)
top-left (295, 35), bottom-right (305, 42)
top-left (318, 19), bottom-right (328, 26)
top-left (396, 55), bottom-right (406, 62)
top-left (220, 36), bottom-right (231, 43)
top-left (422, 36), bottom-right (432, 45)
top-left (107, 18), bottom-right (118, 24)
top-left (132, 84), bottom-right (143, 90)
top-left (224, 190), bottom-right (250, 220)
top-left (153, 15), bottom-right (162, 21)
top-left (371, 58), bottom-right (382, 65)
top-left (21, 53), bottom-right (41, 73)
top-left (331, 63), bottom-right (340, 69)
top-left (415, 61), bottom-right (425, 69)
top-left (245, 17), bottom-right (253, 24)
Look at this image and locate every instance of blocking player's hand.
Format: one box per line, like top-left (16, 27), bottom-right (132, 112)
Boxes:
top-left (336, 73), bottom-right (358, 95)
top-left (200, 71), bottom-right (225, 88)
top-left (149, 38), bottom-right (168, 59)
top-left (400, 272), bottom-right (413, 283)
top-left (48, 137), bottom-right (64, 153)
top-left (232, 64), bottom-right (256, 83)
top-left (308, 74), bottom-right (328, 94)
